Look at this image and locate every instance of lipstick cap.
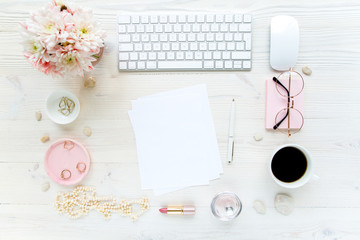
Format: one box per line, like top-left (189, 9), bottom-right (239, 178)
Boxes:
top-left (183, 205), bottom-right (196, 215)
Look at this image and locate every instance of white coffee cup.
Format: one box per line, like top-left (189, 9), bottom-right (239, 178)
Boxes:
top-left (269, 144), bottom-right (316, 188)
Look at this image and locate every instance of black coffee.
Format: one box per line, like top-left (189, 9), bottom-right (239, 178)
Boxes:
top-left (271, 147), bottom-right (307, 183)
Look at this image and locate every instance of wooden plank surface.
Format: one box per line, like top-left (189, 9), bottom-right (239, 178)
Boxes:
top-left (0, 0), bottom-right (360, 239)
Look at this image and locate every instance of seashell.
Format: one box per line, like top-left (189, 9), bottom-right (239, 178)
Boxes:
top-left (302, 66), bottom-right (312, 76)
top-left (40, 135), bottom-right (50, 143)
top-left (274, 193), bottom-right (294, 216)
top-left (84, 76), bottom-right (96, 88)
top-left (41, 182), bottom-right (50, 192)
top-left (83, 127), bottom-right (92, 137)
top-left (35, 111), bottom-right (42, 121)
top-left (253, 200), bottom-right (266, 214)
top-left (253, 133), bottom-right (264, 141)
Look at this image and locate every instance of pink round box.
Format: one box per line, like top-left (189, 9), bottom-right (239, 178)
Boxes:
top-left (44, 138), bottom-right (91, 185)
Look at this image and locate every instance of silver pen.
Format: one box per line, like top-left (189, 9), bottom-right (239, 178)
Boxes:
top-left (228, 99), bottom-right (235, 164)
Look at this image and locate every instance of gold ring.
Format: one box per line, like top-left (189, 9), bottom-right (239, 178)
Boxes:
top-left (76, 162), bottom-right (87, 173)
top-left (64, 140), bottom-right (75, 150)
top-left (61, 169), bottom-right (71, 180)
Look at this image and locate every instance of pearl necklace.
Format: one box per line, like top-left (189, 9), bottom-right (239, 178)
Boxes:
top-left (55, 186), bottom-right (150, 220)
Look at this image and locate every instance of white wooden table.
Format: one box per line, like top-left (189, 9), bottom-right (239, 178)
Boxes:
top-left (1, 0), bottom-right (360, 239)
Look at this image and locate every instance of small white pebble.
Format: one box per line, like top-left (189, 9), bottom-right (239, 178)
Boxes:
top-left (35, 111), bottom-right (42, 121)
top-left (253, 133), bottom-right (264, 141)
top-left (275, 193), bottom-right (295, 216)
top-left (83, 127), bottom-right (92, 137)
top-left (253, 200), bottom-right (266, 214)
top-left (40, 135), bottom-right (50, 143)
top-left (302, 66), bottom-right (312, 76)
top-left (41, 182), bottom-right (50, 192)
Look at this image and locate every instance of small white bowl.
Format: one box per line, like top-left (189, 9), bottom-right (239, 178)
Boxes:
top-left (46, 89), bottom-right (80, 125)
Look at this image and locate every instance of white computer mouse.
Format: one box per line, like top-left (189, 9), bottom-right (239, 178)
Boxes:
top-left (270, 15), bottom-right (299, 71)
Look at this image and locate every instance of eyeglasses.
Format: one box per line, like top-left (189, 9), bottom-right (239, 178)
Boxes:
top-left (273, 68), bottom-right (304, 137)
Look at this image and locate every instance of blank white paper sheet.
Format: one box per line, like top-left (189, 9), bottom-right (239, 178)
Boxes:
top-left (128, 85), bottom-right (222, 195)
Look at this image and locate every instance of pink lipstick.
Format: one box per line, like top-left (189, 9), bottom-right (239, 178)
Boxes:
top-left (159, 205), bottom-right (196, 215)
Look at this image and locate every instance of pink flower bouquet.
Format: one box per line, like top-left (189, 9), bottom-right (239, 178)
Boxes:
top-left (20, 1), bottom-right (106, 77)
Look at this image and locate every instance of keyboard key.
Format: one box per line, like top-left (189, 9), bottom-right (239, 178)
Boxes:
top-left (215, 14), bottom-right (224, 23)
top-left (118, 15), bottom-right (131, 24)
top-left (224, 61), bottom-right (233, 68)
top-left (201, 24), bottom-right (210, 32)
top-left (169, 33), bottom-right (177, 41)
top-left (138, 62), bottom-right (145, 69)
top-left (213, 52), bottom-right (221, 59)
top-left (119, 53), bottom-right (129, 60)
top-left (169, 15), bottom-right (177, 23)
top-left (132, 15), bottom-right (140, 24)
top-left (209, 42), bottom-right (216, 50)
top-left (119, 35), bottom-right (130, 42)
top-left (139, 52), bottom-right (147, 60)
top-left (119, 44), bottom-right (133, 51)
top-left (130, 52), bottom-right (138, 60)
top-left (239, 23), bottom-right (251, 32)
top-left (234, 14), bottom-right (242, 23)
top-left (150, 34), bottom-right (159, 42)
top-left (160, 34), bottom-right (168, 42)
top-left (218, 42), bottom-right (226, 50)
top-left (149, 52), bottom-right (156, 60)
top-left (188, 33), bottom-right (196, 42)
top-left (227, 42), bottom-right (235, 50)
top-left (145, 25), bottom-right (154, 32)
top-left (229, 24), bottom-right (238, 32)
top-left (185, 52), bottom-right (193, 59)
top-left (162, 43), bottom-right (170, 51)
top-left (232, 52), bottom-right (251, 60)
top-left (141, 34), bottom-right (149, 42)
top-left (236, 42), bottom-right (245, 50)
top-left (234, 33), bottom-right (242, 41)
top-left (167, 52), bottom-right (175, 60)
top-left (136, 25), bottom-right (145, 33)
top-left (197, 33), bottom-right (205, 41)
top-left (147, 61), bottom-right (157, 69)
top-left (188, 15), bottom-right (196, 23)
top-left (192, 24), bottom-right (200, 32)
top-left (127, 25), bottom-right (135, 33)
top-left (204, 61), bottom-right (214, 68)
top-left (158, 61), bottom-right (203, 69)
top-left (190, 43), bottom-right (198, 50)
top-left (206, 33), bottom-right (214, 41)
top-left (204, 52), bottom-right (212, 59)
top-left (183, 25), bottom-right (191, 32)
top-left (178, 15), bottom-right (186, 23)
top-left (234, 61), bottom-right (242, 68)
top-left (144, 43), bottom-right (152, 51)
top-left (159, 15), bottom-right (168, 23)
top-left (194, 52), bottom-right (202, 59)
top-left (119, 62), bottom-right (127, 69)
top-left (197, 15), bottom-right (205, 23)
top-left (243, 60), bottom-right (251, 69)
top-left (199, 42), bottom-right (207, 50)
top-left (174, 24), bottom-right (182, 32)
top-left (150, 15), bottom-right (158, 23)
top-left (220, 24), bottom-right (229, 32)
top-left (118, 25), bottom-right (126, 33)
top-left (222, 52), bottom-right (230, 59)
top-left (215, 33), bottom-right (224, 41)
top-left (176, 52), bottom-right (184, 59)
top-left (134, 43), bottom-right (142, 51)
top-left (211, 24), bottom-right (219, 32)
top-left (224, 33), bottom-right (233, 41)
top-left (164, 25), bottom-right (172, 33)
top-left (128, 62), bottom-right (136, 69)
top-left (155, 25), bottom-right (163, 33)
top-left (132, 34), bottom-right (140, 42)
top-left (225, 14), bottom-right (233, 22)
top-left (141, 15), bottom-right (149, 23)
top-left (215, 61), bottom-right (223, 68)
top-left (181, 43), bottom-right (188, 50)
top-left (243, 15), bottom-right (252, 23)
top-left (179, 34), bottom-right (186, 42)
top-left (158, 52), bottom-right (166, 60)
top-left (206, 14), bottom-right (215, 22)
top-left (171, 43), bottom-right (180, 50)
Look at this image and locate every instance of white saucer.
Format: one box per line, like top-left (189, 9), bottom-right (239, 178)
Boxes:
top-left (46, 89), bottom-right (80, 125)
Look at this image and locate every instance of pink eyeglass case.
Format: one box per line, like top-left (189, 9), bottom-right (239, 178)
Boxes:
top-left (265, 78), bottom-right (304, 129)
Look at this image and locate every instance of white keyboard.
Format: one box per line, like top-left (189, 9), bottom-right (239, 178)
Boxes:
top-left (117, 12), bottom-right (252, 71)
